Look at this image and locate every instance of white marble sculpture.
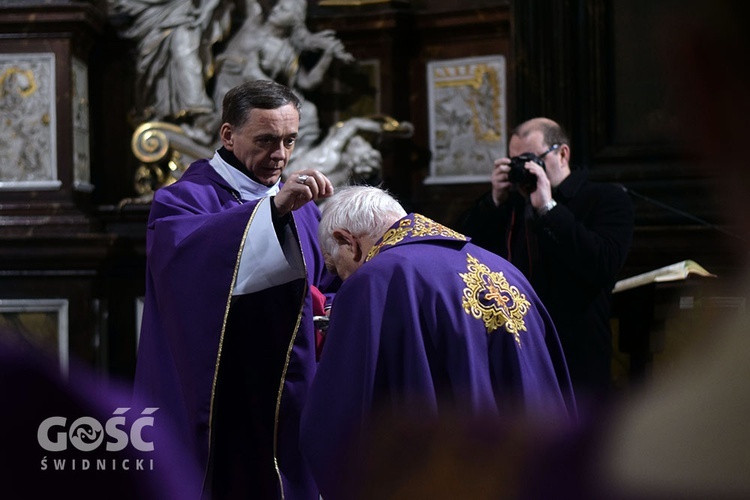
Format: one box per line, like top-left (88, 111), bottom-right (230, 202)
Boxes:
top-left (108, 0), bottom-right (413, 198)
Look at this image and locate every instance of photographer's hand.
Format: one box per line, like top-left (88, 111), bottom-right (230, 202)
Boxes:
top-left (522, 161), bottom-right (553, 212)
top-left (491, 158), bottom-right (513, 206)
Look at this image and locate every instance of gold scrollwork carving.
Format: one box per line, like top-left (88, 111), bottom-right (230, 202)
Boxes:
top-left (131, 122), bottom-right (183, 164)
top-left (130, 122), bottom-right (187, 196)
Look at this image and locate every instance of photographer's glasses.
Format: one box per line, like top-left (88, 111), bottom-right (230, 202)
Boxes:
top-left (539, 143), bottom-right (561, 159)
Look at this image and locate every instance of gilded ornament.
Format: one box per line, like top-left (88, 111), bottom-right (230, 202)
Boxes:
top-left (366, 214), bottom-right (467, 261)
top-left (459, 254), bottom-right (530, 345)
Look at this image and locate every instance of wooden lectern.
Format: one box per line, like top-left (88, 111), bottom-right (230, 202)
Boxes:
top-left (611, 261), bottom-right (743, 387)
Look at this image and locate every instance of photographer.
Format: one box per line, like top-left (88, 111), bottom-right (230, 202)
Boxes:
top-left (458, 117), bottom-right (634, 402)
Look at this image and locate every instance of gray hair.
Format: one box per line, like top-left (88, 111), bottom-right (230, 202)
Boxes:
top-left (318, 185), bottom-right (407, 258)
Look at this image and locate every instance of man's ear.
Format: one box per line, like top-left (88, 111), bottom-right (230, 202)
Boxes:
top-left (220, 123), bottom-right (233, 149)
top-left (332, 229), bottom-right (363, 262)
top-left (332, 229), bottom-right (351, 247)
top-left (559, 144), bottom-right (571, 165)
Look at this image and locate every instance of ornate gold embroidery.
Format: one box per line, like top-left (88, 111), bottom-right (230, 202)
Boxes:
top-left (366, 213), bottom-right (467, 261)
top-left (459, 254), bottom-right (530, 345)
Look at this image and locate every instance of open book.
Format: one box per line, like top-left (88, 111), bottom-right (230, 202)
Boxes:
top-left (613, 260), bottom-right (716, 293)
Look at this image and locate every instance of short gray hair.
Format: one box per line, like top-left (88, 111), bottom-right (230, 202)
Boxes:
top-left (318, 185), bottom-right (407, 258)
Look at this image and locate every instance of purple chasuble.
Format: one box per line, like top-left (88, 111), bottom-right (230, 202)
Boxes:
top-left (134, 159), bottom-right (333, 499)
top-left (300, 213), bottom-right (576, 499)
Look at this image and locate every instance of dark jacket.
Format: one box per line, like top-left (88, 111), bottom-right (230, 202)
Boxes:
top-left (458, 170), bottom-right (634, 397)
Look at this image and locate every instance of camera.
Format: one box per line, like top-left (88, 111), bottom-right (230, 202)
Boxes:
top-left (507, 153), bottom-right (546, 190)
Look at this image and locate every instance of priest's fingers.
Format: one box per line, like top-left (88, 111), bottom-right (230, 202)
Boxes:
top-left (294, 170), bottom-right (334, 200)
top-left (309, 171), bottom-right (334, 199)
top-left (275, 170), bottom-right (334, 214)
top-left (275, 178), bottom-right (312, 214)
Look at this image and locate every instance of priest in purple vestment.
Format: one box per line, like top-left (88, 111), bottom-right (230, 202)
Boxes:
top-left (300, 186), bottom-right (576, 499)
top-left (133, 80), bottom-right (338, 500)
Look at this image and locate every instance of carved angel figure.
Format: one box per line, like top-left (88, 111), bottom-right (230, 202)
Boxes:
top-left (196, 0), bottom-right (354, 149)
top-left (108, 0), bottom-right (233, 123)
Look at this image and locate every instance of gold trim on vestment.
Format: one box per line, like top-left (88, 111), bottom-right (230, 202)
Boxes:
top-left (366, 213), bottom-right (467, 261)
top-left (272, 212), bottom-right (308, 500)
top-left (203, 197), bottom-right (263, 495)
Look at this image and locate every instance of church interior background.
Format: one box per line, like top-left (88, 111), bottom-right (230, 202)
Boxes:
top-left (0, 0), bottom-right (744, 391)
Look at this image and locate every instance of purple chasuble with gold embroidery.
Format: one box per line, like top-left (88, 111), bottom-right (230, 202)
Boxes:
top-left (134, 159), bottom-right (334, 499)
top-left (300, 214), bottom-right (575, 499)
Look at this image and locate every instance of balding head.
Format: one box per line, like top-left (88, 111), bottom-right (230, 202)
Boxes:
top-left (512, 118), bottom-right (570, 152)
top-left (508, 117), bottom-right (572, 188)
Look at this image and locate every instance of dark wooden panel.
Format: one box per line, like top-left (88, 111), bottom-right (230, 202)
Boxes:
top-left (404, 6), bottom-right (511, 222)
top-left (310, 6), bottom-right (417, 203)
top-left (311, 4), bottom-right (511, 223)
top-left (0, 2), bottom-right (144, 382)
